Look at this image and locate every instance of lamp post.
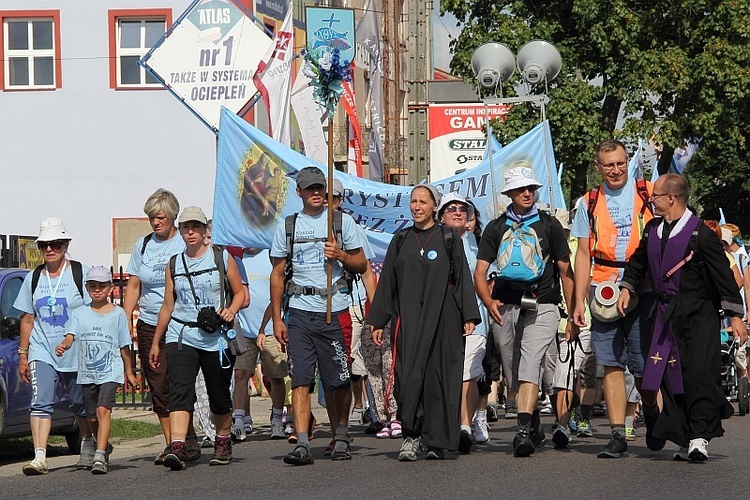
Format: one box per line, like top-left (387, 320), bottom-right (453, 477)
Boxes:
top-left (471, 40), bottom-right (562, 216)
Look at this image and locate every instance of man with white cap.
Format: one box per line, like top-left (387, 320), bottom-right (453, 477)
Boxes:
top-left (475, 167), bottom-right (577, 457)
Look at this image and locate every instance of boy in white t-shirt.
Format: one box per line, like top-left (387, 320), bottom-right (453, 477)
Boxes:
top-left (56, 267), bottom-right (136, 474)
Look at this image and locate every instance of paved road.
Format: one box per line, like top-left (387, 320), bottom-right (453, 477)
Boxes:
top-left (2, 399), bottom-right (748, 499)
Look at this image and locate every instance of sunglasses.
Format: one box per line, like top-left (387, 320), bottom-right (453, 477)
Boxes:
top-left (445, 205), bottom-right (468, 214)
top-left (37, 240), bottom-right (66, 251)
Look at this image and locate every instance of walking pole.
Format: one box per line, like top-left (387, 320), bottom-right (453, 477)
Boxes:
top-left (326, 116), bottom-right (334, 324)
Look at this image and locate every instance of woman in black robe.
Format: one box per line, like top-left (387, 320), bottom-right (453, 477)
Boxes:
top-left (368, 185), bottom-right (481, 460)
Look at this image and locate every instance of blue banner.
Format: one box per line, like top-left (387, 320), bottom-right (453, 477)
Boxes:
top-left (213, 107), bottom-right (564, 263)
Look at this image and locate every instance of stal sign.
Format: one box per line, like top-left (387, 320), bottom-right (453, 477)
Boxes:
top-left (428, 103), bottom-right (510, 181)
top-left (141, 0), bottom-right (273, 131)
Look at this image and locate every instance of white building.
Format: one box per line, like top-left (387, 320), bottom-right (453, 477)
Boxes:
top-left (1, 1), bottom-right (241, 268)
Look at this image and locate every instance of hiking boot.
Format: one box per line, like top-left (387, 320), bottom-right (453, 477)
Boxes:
top-left (283, 444), bottom-right (314, 466)
top-left (154, 445), bottom-right (171, 465)
top-left (22, 458), bottom-right (49, 476)
top-left (625, 426), bottom-right (636, 441)
top-left (425, 447), bottom-right (445, 460)
top-left (231, 423), bottom-right (246, 442)
top-left (551, 422), bottom-right (571, 449)
top-left (91, 457), bottom-right (108, 475)
top-left (163, 441), bottom-right (188, 471)
top-left (271, 421), bottom-right (286, 440)
top-left (458, 429), bottom-right (473, 454)
top-left (76, 439), bottom-right (95, 469)
top-left (576, 419), bottom-right (594, 437)
top-left (505, 401), bottom-right (518, 419)
top-left (597, 432), bottom-right (628, 458)
top-left (513, 430), bottom-right (535, 457)
top-left (531, 426), bottom-right (546, 449)
top-left (486, 402), bottom-right (500, 422)
top-left (473, 419), bottom-right (490, 444)
top-left (644, 410), bottom-right (666, 451)
top-left (688, 438), bottom-right (708, 461)
top-left (209, 436), bottom-right (232, 465)
top-left (398, 437), bottom-right (422, 462)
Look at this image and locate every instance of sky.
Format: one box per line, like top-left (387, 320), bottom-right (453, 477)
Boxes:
top-left (431, 5), bottom-right (461, 73)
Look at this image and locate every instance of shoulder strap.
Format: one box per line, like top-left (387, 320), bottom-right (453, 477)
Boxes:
top-left (70, 260), bottom-right (84, 298)
top-left (212, 246), bottom-right (229, 309)
top-left (333, 210), bottom-right (344, 250)
top-left (442, 225), bottom-right (456, 284)
top-left (635, 179), bottom-right (653, 217)
top-left (31, 265), bottom-right (44, 295)
top-left (285, 214), bottom-right (298, 263)
top-left (169, 254), bottom-right (177, 300)
top-left (31, 261), bottom-right (83, 298)
top-left (140, 233), bottom-right (154, 256)
top-left (587, 187), bottom-right (600, 235)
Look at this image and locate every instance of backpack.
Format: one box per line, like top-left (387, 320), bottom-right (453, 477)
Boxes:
top-left (587, 178), bottom-right (652, 236)
top-left (393, 225), bottom-right (457, 285)
top-left (31, 260), bottom-right (84, 298)
top-left (494, 213), bottom-right (549, 284)
top-left (283, 210), bottom-right (353, 295)
top-left (140, 233), bottom-right (154, 256)
top-left (169, 246), bottom-right (233, 306)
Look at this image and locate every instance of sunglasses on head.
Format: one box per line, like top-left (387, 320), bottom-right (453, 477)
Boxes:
top-left (445, 205), bottom-right (468, 214)
top-left (37, 240), bottom-right (66, 251)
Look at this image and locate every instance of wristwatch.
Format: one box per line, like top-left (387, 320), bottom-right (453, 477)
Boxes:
top-left (18, 347), bottom-right (29, 355)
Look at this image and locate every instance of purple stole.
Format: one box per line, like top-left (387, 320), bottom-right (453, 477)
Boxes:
top-left (641, 215), bottom-right (701, 394)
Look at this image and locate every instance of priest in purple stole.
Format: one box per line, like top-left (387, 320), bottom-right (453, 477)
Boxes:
top-left (617, 173), bottom-right (747, 461)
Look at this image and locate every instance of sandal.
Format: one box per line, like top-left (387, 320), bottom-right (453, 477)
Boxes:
top-left (376, 424), bottom-right (391, 439)
top-left (390, 420), bottom-right (403, 439)
top-left (331, 435), bottom-right (353, 461)
top-left (324, 438), bottom-right (336, 456)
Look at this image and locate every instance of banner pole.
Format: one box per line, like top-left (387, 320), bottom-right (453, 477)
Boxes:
top-left (326, 117), bottom-right (334, 324)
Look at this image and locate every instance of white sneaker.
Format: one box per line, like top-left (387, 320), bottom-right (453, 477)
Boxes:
top-left (673, 447), bottom-right (689, 461)
top-left (349, 407), bottom-right (364, 424)
top-left (230, 423), bottom-right (246, 442)
top-left (473, 419), bottom-right (490, 444)
top-left (688, 438), bottom-right (708, 461)
top-left (22, 458), bottom-right (49, 476)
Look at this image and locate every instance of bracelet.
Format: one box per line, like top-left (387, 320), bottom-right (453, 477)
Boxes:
top-left (18, 347), bottom-right (29, 354)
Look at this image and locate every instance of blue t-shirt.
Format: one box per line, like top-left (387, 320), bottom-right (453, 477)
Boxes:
top-left (570, 177), bottom-right (637, 284)
top-left (126, 233), bottom-right (185, 326)
top-left (349, 224), bottom-right (375, 308)
top-left (461, 232), bottom-right (488, 338)
top-left (237, 250), bottom-right (273, 339)
top-left (14, 262), bottom-right (91, 372)
top-left (166, 248), bottom-right (229, 351)
top-left (69, 305), bottom-right (131, 385)
top-left (270, 208), bottom-right (364, 313)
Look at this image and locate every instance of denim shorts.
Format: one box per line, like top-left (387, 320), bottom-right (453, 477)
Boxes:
top-left (589, 288), bottom-right (653, 377)
top-left (29, 360), bottom-right (85, 418)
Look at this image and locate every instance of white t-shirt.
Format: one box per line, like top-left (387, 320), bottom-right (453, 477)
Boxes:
top-left (14, 262), bottom-right (91, 372)
top-left (270, 208), bottom-right (364, 313)
top-left (69, 305), bottom-right (131, 385)
top-left (126, 233), bottom-right (186, 326)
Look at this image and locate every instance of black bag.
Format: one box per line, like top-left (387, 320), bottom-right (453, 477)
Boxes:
top-left (196, 306), bottom-right (224, 333)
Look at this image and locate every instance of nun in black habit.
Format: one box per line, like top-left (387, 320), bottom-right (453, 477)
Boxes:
top-left (368, 185), bottom-right (481, 460)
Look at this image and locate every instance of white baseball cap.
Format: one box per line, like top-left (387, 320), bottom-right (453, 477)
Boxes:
top-left (86, 266), bottom-right (113, 284)
top-left (437, 193), bottom-right (474, 219)
top-left (501, 167), bottom-right (542, 194)
top-left (37, 217), bottom-right (72, 242)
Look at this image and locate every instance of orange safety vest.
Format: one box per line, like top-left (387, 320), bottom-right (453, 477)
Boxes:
top-left (588, 179), bottom-right (653, 284)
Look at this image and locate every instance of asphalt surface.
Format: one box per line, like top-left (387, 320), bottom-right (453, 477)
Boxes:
top-left (1, 398), bottom-right (748, 499)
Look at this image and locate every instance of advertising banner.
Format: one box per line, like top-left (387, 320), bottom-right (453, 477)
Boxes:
top-left (429, 103), bottom-right (510, 181)
top-left (141, 0), bottom-right (273, 131)
top-left (305, 7), bottom-right (356, 64)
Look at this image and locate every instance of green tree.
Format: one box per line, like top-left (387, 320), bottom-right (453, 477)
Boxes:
top-left (440, 0), bottom-right (750, 229)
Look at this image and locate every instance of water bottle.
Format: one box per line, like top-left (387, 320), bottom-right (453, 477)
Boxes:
top-left (226, 328), bottom-right (240, 354)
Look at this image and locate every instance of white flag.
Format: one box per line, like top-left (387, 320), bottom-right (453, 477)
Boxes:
top-left (253, 2), bottom-right (294, 147)
top-left (290, 64), bottom-right (328, 164)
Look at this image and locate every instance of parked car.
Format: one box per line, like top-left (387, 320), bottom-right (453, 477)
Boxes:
top-left (0, 268), bottom-right (80, 453)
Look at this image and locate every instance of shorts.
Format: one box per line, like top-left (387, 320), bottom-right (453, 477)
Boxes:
top-left (29, 360), bottom-right (85, 418)
top-left (234, 335), bottom-right (289, 379)
top-left (589, 288), bottom-right (652, 378)
top-left (463, 335), bottom-right (487, 381)
top-left (491, 303), bottom-right (560, 389)
top-left (82, 382), bottom-right (119, 418)
top-left (166, 343), bottom-right (234, 415)
top-left (286, 307), bottom-right (352, 392)
top-left (136, 320), bottom-right (170, 416)
top-left (551, 329), bottom-right (591, 391)
top-left (349, 305), bottom-right (368, 378)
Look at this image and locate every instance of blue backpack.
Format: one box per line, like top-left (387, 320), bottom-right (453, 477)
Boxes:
top-left (495, 213), bottom-right (548, 284)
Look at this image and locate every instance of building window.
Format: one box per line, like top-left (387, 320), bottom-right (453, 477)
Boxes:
top-left (0, 10), bottom-right (62, 90)
top-left (108, 9), bottom-right (171, 89)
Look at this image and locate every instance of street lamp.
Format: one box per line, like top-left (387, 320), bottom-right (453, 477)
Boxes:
top-left (471, 40), bottom-right (562, 216)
